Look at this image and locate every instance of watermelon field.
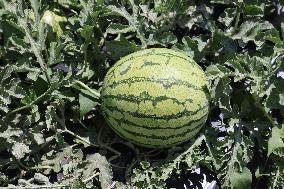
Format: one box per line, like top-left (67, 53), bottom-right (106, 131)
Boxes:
top-left (1, 0), bottom-right (284, 188)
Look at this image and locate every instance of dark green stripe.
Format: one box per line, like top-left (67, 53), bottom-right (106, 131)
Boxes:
top-left (102, 92), bottom-right (193, 106)
top-left (120, 123), bottom-right (202, 140)
top-left (140, 60), bottom-right (161, 68)
top-left (103, 76), bottom-right (203, 90)
top-left (107, 50), bottom-right (197, 77)
top-left (103, 111), bottom-right (203, 147)
top-left (103, 103), bottom-right (209, 121)
top-left (165, 132), bottom-right (201, 146)
top-left (111, 112), bottom-right (208, 130)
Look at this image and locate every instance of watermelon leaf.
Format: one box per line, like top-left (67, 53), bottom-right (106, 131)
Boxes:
top-left (106, 23), bottom-right (136, 34)
top-left (106, 36), bottom-right (140, 61)
top-left (1, 0), bottom-right (284, 188)
top-left (0, 66), bottom-right (25, 113)
top-left (228, 167), bottom-right (252, 189)
top-left (79, 89), bottom-right (99, 118)
top-left (268, 125), bottom-right (284, 157)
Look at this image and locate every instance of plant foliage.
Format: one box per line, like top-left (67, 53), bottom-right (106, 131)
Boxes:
top-left (0, 0), bottom-right (284, 188)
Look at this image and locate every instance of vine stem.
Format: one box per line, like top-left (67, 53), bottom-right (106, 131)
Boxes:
top-left (23, 24), bottom-right (51, 84)
top-left (63, 129), bottom-right (99, 147)
top-left (9, 184), bottom-right (70, 189)
top-left (97, 126), bottom-right (122, 157)
top-left (82, 171), bottom-right (100, 183)
top-left (12, 155), bottom-right (53, 171)
top-left (7, 83), bottom-right (57, 115)
top-left (74, 80), bottom-right (101, 98)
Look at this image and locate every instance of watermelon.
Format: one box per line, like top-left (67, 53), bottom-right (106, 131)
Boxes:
top-left (101, 48), bottom-right (209, 148)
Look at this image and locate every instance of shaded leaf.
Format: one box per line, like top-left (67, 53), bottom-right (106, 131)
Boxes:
top-left (0, 66), bottom-right (25, 112)
top-left (268, 125), bottom-right (284, 156)
top-left (229, 167), bottom-right (252, 189)
top-left (106, 23), bottom-right (136, 34)
top-left (106, 36), bottom-right (140, 61)
top-left (83, 153), bottom-right (113, 188)
top-left (79, 89), bottom-right (99, 118)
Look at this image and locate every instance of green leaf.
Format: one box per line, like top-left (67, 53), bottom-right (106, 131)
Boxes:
top-left (173, 36), bottom-right (203, 61)
top-left (48, 42), bottom-right (65, 66)
top-left (270, 163), bottom-right (284, 188)
top-left (1, 0), bottom-right (284, 188)
top-left (104, 4), bottom-right (147, 47)
top-left (7, 36), bottom-right (29, 54)
top-left (131, 135), bottom-right (206, 188)
top-left (244, 4), bottom-right (264, 17)
top-left (232, 19), bottom-right (275, 46)
top-left (106, 23), bottom-right (136, 34)
top-left (0, 122), bottom-right (22, 145)
top-left (13, 59), bottom-right (41, 81)
top-left (268, 125), bottom-right (284, 156)
top-left (229, 167), bottom-right (252, 189)
top-left (105, 5), bottom-right (132, 21)
top-left (82, 153), bottom-right (113, 188)
top-left (206, 64), bottom-right (233, 111)
top-left (79, 89), bottom-right (99, 118)
top-left (0, 66), bottom-right (25, 113)
top-left (41, 146), bottom-right (82, 173)
top-left (21, 89), bottom-right (37, 105)
top-left (106, 36), bottom-right (140, 61)
top-left (256, 28), bottom-right (281, 44)
top-left (206, 64), bottom-right (232, 79)
top-left (74, 126), bottom-right (98, 148)
top-left (218, 8), bottom-right (236, 27)
top-left (156, 31), bottom-right (177, 45)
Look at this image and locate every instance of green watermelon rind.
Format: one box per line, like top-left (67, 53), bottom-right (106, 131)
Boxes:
top-left (101, 48), bottom-right (209, 148)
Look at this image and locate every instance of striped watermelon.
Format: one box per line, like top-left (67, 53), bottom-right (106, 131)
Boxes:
top-left (101, 48), bottom-right (209, 148)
